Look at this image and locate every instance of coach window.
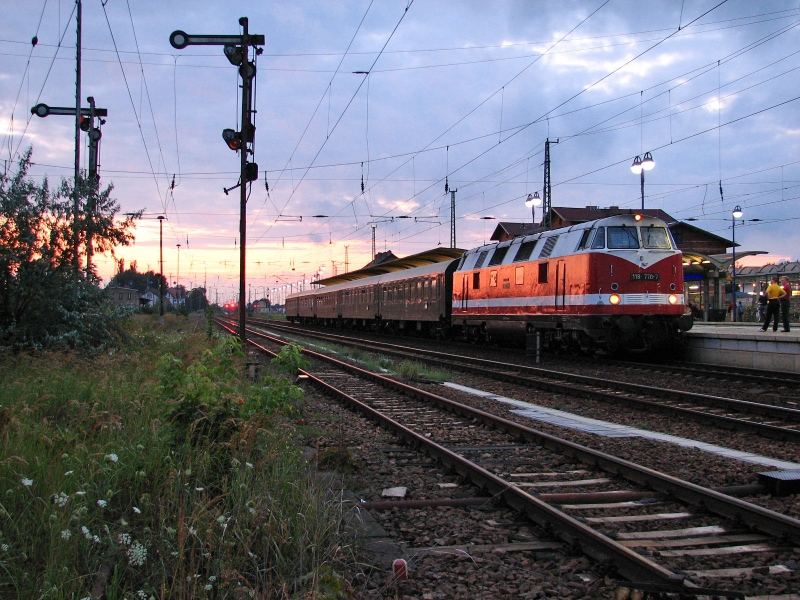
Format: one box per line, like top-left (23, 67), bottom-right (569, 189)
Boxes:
top-left (538, 262), bottom-right (548, 284)
top-left (515, 266), bottom-right (524, 285)
top-left (490, 270), bottom-right (498, 287)
top-left (607, 226), bottom-right (640, 249)
top-left (590, 227), bottom-right (606, 249)
top-left (472, 272), bottom-right (480, 289)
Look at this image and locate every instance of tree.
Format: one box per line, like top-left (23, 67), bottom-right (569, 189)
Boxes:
top-left (109, 263), bottom-right (167, 294)
top-left (186, 287), bottom-right (209, 312)
top-left (0, 149), bottom-right (138, 349)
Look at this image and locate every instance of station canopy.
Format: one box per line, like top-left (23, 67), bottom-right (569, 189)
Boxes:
top-left (312, 247), bottom-right (465, 287)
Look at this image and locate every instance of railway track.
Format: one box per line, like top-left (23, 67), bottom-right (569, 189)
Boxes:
top-left (218, 319), bottom-right (800, 597)
top-left (242, 318), bottom-right (800, 442)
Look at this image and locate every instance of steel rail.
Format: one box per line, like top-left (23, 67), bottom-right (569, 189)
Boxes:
top-left (245, 319), bottom-right (800, 441)
top-left (219, 319), bottom-right (800, 547)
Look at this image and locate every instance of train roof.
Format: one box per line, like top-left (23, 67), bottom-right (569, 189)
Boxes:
top-left (313, 247), bottom-right (465, 286)
top-left (464, 213), bottom-right (669, 257)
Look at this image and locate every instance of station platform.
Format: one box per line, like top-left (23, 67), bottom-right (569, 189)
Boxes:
top-left (685, 322), bottom-right (800, 374)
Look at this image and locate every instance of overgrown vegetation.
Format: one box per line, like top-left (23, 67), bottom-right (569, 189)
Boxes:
top-left (0, 149), bottom-right (138, 350)
top-left (0, 315), bottom-right (351, 598)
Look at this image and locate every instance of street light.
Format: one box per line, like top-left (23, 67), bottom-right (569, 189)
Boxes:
top-left (630, 151), bottom-right (655, 210)
top-left (731, 205), bottom-right (743, 322)
top-left (525, 192), bottom-right (542, 224)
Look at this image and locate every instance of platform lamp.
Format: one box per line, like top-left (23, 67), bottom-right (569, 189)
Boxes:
top-left (525, 191), bottom-right (542, 224)
top-left (731, 205), bottom-right (743, 322)
top-left (630, 151), bottom-right (655, 210)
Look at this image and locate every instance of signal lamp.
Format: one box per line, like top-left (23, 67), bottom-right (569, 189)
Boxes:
top-left (633, 213), bottom-right (643, 221)
top-left (239, 61), bottom-right (256, 80)
top-left (88, 128), bottom-right (102, 142)
top-left (245, 162), bottom-right (259, 182)
top-left (668, 294), bottom-right (679, 305)
top-left (224, 44), bottom-right (243, 66)
top-left (222, 128), bottom-right (241, 151)
top-left (79, 116), bottom-right (92, 132)
top-left (609, 293), bottom-right (621, 305)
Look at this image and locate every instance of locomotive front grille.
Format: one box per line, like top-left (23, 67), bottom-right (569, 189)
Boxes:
top-left (621, 293), bottom-right (671, 305)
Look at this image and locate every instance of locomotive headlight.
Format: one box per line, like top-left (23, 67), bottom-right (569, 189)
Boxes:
top-left (609, 293), bottom-right (621, 305)
top-left (668, 294), bottom-right (679, 305)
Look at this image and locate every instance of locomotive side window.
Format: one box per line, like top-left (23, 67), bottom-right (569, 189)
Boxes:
top-left (515, 266), bottom-right (524, 285)
top-left (474, 250), bottom-right (489, 269)
top-left (538, 262), bottom-right (548, 283)
top-left (607, 226), bottom-right (640, 249)
top-left (472, 272), bottom-right (480, 289)
top-left (590, 227), bottom-right (605, 249)
top-left (641, 226), bottom-right (671, 249)
top-left (513, 240), bottom-right (537, 262)
top-left (488, 247), bottom-right (508, 266)
top-left (577, 229), bottom-right (592, 250)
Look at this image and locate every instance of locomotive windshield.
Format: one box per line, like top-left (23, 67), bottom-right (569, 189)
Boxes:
top-left (607, 226), bottom-right (639, 249)
top-left (641, 226), bottom-right (672, 249)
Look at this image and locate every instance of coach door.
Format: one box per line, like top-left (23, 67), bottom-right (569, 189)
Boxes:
top-left (461, 273), bottom-right (468, 309)
top-left (555, 260), bottom-right (567, 310)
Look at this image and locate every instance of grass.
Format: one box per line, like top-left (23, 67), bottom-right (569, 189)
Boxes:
top-left (0, 314), bottom-right (352, 599)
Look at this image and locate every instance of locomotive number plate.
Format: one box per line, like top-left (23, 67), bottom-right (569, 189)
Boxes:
top-left (630, 272), bottom-right (659, 281)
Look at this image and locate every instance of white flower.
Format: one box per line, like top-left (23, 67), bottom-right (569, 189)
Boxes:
top-left (21, 478), bottom-right (33, 487)
top-left (53, 492), bottom-right (69, 508)
top-left (81, 526), bottom-right (93, 541)
top-left (208, 576), bottom-right (217, 583)
top-left (104, 453), bottom-right (119, 463)
top-left (204, 584), bottom-right (213, 591)
top-left (245, 462), bottom-right (254, 469)
top-left (60, 529), bottom-right (71, 540)
top-left (97, 499), bottom-right (108, 508)
top-left (194, 487), bottom-right (204, 492)
top-left (216, 515), bottom-right (226, 524)
top-left (132, 506), bottom-right (141, 514)
top-left (1, 544), bottom-right (9, 552)
top-left (188, 527), bottom-right (197, 536)
top-left (127, 541), bottom-right (147, 566)
top-left (64, 470), bottom-right (74, 476)
top-left (75, 491), bottom-right (86, 496)
top-left (92, 535), bottom-right (100, 544)
top-left (118, 533), bottom-right (131, 546)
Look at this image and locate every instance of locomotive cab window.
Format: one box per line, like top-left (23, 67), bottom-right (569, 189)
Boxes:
top-left (577, 228), bottom-right (592, 250)
top-left (607, 226), bottom-right (640, 249)
top-left (590, 227), bottom-right (605, 249)
top-left (641, 226), bottom-right (671, 249)
top-left (513, 240), bottom-right (537, 262)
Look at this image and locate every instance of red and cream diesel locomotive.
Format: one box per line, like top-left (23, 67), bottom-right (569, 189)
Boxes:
top-left (286, 213), bottom-right (693, 353)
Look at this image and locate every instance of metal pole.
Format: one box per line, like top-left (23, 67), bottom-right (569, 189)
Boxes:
top-left (73, 0), bottom-right (82, 274)
top-left (450, 188), bottom-right (457, 248)
top-left (158, 215), bottom-right (165, 316)
top-left (85, 96), bottom-right (97, 278)
top-left (731, 216), bottom-right (736, 322)
top-left (238, 17), bottom-right (250, 348)
top-left (640, 169), bottom-right (645, 211)
top-left (371, 225), bottom-right (376, 260)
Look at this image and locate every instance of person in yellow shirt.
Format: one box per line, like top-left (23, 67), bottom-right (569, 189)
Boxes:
top-left (761, 277), bottom-right (787, 332)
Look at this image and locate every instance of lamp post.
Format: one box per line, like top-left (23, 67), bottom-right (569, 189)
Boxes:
top-left (525, 192), bottom-right (542, 225)
top-left (731, 205), bottom-right (743, 322)
top-left (630, 151), bottom-right (655, 210)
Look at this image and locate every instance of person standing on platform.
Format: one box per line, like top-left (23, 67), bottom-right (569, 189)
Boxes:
top-left (757, 283), bottom-right (767, 321)
top-left (780, 276), bottom-right (792, 332)
top-left (762, 277), bottom-right (786, 332)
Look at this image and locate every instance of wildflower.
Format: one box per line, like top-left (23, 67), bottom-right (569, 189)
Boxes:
top-left (97, 499), bottom-right (108, 508)
top-left (21, 478), bottom-right (33, 487)
top-left (188, 527), bottom-right (197, 536)
top-left (81, 526), bottom-right (92, 540)
top-left (53, 492), bottom-right (69, 508)
top-left (1, 544), bottom-right (9, 552)
top-left (64, 470), bottom-right (74, 476)
top-left (61, 529), bottom-right (71, 540)
top-left (93, 535), bottom-right (100, 544)
top-left (208, 576), bottom-right (217, 583)
top-left (216, 515), bottom-right (226, 524)
top-left (118, 533), bottom-right (131, 546)
top-left (204, 584), bottom-right (213, 591)
top-left (127, 541), bottom-right (147, 566)
top-left (104, 453), bottom-right (119, 463)
top-left (194, 487), bottom-right (204, 492)
top-left (132, 506), bottom-right (141, 514)
top-left (75, 491), bottom-right (86, 496)
top-left (245, 462), bottom-right (254, 469)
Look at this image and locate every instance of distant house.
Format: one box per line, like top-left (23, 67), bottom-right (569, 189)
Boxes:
top-left (105, 286), bottom-right (140, 309)
top-left (251, 298), bottom-right (270, 313)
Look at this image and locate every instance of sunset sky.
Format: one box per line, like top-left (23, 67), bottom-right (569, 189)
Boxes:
top-left (2, 0), bottom-right (798, 304)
